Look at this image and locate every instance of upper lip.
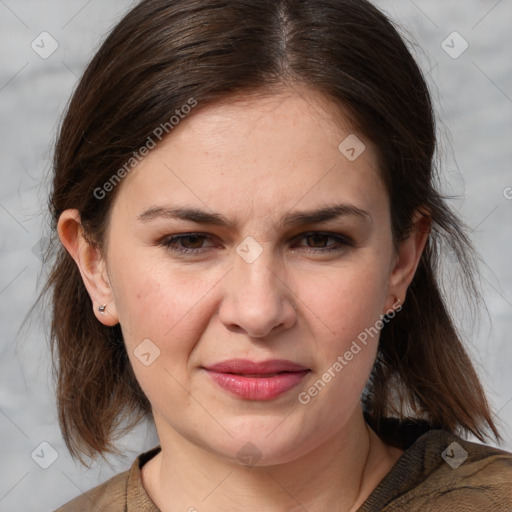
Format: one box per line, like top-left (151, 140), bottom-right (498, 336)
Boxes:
top-left (203, 359), bottom-right (309, 374)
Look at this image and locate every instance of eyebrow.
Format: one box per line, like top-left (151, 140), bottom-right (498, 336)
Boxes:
top-left (137, 203), bottom-right (372, 229)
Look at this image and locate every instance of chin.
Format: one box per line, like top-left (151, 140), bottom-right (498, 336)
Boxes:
top-left (201, 418), bottom-right (317, 467)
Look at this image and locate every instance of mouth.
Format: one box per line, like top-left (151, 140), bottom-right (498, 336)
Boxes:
top-left (202, 362), bottom-right (310, 400)
top-left (203, 358), bottom-right (310, 375)
top-left (226, 372), bottom-right (287, 377)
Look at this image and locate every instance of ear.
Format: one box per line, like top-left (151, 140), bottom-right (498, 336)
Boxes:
top-left (56, 209), bottom-right (119, 326)
top-left (384, 209), bottom-right (431, 313)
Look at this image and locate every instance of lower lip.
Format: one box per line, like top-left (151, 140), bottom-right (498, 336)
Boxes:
top-left (204, 369), bottom-right (310, 400)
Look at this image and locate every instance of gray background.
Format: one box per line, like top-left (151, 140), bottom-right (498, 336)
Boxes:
top-left (0, 1), bottom-right (511, 510)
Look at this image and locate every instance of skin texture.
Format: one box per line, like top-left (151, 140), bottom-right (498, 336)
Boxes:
top-left (58, 86), bottom-right (430, 511)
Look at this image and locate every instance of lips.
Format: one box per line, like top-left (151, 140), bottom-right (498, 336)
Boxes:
top-left (202, 359), bottom-right (310, 400)
top-left (203, 358), bottom-right (309, 375)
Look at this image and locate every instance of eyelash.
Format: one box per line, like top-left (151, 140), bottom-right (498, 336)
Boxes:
top-left (158, 232), bottom-right (354, 256)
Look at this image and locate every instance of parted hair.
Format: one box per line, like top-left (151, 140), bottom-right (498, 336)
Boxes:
top-left (38, 0), bottom-right (501, 463)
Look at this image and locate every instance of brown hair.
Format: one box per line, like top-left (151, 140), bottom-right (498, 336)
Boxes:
top-left (37, 0), bottom-right (501, 464)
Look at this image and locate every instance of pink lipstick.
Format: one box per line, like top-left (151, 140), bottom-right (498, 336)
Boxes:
top-left (202, 359), bottom-right (310, 400)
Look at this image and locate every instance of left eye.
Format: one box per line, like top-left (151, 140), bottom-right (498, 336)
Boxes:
top-left (158, 232), bottom-right (354, 255)
top-left (294, 232), bottom-right (353, 252)
top-left (159, 234), bottom-right (214, 254)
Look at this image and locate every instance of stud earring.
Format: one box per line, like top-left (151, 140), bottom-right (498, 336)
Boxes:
top-left (392, 296), bottom-right (402, 308)
top-left (98, 304), bottom-right (107, 314)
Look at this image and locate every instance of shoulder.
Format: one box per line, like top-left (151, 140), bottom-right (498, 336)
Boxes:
top-left (54, 469), bottom-right (130, 512)
top-left (54, 445), bottom-right (161, 512)
top-left (385, 431), bottom-right (512, 511)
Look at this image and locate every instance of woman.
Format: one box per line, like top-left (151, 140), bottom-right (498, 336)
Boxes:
top-left (43, 0), bottom-right (512, 510)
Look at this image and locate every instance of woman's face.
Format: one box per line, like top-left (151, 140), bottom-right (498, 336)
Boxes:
top-left (91, 88), bottom-right (409, 465)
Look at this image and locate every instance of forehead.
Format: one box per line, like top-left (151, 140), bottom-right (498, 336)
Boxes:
top-left (110, 87), bottom-right (387, 227)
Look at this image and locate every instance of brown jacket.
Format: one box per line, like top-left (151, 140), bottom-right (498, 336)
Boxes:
top-left (55, 415), bottom-right (512, 511)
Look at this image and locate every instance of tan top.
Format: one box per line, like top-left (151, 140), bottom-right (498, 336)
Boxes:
top-left (55, 415), bottom-right (512, 511)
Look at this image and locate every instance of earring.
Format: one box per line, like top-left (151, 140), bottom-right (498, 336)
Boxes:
top-left (98, 304), bottom-right (107, 314)
top-left (384, 296), bottom-right (401, 316)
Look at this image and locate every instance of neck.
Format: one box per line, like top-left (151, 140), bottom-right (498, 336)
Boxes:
top-left (141, 408), bottom-right (402, 512)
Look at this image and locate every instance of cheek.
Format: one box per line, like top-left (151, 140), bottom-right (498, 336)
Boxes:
top-left (110, 256), bottom-right (231, 411)
top-left (296, 258), bottom-right (388, 344)
top-left (112, 260), bottom-right (210, 409)
top-left (107, 247), bottom-right (197, 365)
top-left (293, 255), bottom-right (390, 403)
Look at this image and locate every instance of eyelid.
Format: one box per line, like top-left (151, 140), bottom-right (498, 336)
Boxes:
top-left (157, 231), bottom-right (355, 256)
top-left (293, 231), bottom-right (355, 246)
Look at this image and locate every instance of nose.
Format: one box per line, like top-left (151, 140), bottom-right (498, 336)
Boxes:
top-left (218, 244), bottom-right (297, 338)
